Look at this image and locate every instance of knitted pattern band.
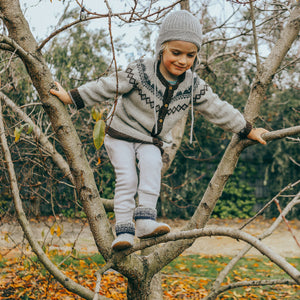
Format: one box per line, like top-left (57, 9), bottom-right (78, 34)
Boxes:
top-left (115, 222), bottom-right (135, 236)
top-left (134, 207), bottom-right (157, 221)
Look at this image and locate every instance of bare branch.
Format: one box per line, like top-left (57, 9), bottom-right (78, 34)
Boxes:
top-left (0, 99), bottom-right (107, 300)
top-left (122, 226), bottom-right (300, 283)
top-left (249, 0), bottom-right (261, 71)
top-left (0, 34), bottom-right (33, 62)
top-left (0, 91), bottom-right (74, 183)
top-left (207, 190), bottom-right (300, 300)
top-left (241, 126), bottom-right (300, 148)
top-left (207, 278), bottom-right (297, 300)
top-left (240, 180), bottom-right (300, 229)
top-left (0, 91), bottom-right (114, 211)
top-left (37, 16), bottom-right (103, 51)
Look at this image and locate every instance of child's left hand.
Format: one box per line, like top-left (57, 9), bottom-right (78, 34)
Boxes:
top-left (247, 128), bottom-right (269, 145)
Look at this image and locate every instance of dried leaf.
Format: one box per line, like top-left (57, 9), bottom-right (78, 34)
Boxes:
top-left (50, 225), bottom-right (55, 236)
top-left (14, 127), bottom-right (22, 142)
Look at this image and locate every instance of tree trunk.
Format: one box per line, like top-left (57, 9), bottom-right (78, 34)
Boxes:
top-left (127, 278), bottom-right (152, 300)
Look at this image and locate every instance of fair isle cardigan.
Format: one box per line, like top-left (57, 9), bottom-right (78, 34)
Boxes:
top-left (69, 58), bottom-right (251, 148)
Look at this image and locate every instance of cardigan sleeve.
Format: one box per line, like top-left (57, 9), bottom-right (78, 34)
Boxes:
top-left (69, 69), bottom-right (134, 110)
top-left (193, 77), bottom-right (249, 134)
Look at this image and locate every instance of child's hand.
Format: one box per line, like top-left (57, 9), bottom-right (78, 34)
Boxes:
top-left (50, 82), bottom-right (72, 105)
top-left (247, 128), bottom-right (269, 145)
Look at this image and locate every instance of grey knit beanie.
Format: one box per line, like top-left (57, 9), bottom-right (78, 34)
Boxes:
top-left (155, 10), bottom-right (202, 58)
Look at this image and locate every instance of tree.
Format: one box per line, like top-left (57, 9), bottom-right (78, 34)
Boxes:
top-left (0, 0), bottom-right (299, 299)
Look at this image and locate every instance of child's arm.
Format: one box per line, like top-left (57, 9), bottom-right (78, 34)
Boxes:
top-left (247, 128), bottom-right (268, 145)
top-left (50, 82), bottom-right (73, 105)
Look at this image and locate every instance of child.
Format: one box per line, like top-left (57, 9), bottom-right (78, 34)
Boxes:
top-left (50, 10), bottom-right (268, 251)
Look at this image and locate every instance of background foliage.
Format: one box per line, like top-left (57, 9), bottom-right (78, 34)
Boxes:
top-left (0, 3), bottom-right (298, 220)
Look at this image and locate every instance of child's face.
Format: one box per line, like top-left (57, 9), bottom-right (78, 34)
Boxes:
top-left (160, 40), bottom-right (198, 81)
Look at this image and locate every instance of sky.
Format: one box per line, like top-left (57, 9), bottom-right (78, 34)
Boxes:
top-left (19, 0), bottom-right (237, 67)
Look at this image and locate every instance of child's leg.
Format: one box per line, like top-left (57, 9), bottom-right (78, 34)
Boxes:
top-left (137, 143), bottom-right (162, 208)
top-left (134, 143), bottom-right (170, 238)
top-left (104, 135), bottom-right (138, 250)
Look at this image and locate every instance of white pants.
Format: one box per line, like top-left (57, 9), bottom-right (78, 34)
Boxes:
top-left (104, 135), bottom-right (162, 224)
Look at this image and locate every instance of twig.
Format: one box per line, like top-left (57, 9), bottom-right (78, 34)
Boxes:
top-left (207, 278), bottom-right (297, 300)
top-left (0, 49), bottom-right (17, 74)
top-left (274, 198), bottom-right (300, 248)
top-left (37, 16), bottom-right (101, 51)
top-left (239, 180), bottom-right (300, 230)
top-left (103, 0), bottom-right (119, 128)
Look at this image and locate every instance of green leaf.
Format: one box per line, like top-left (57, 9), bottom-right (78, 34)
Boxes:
top-left (93, 119), bottom-right (106, 150)
top-left (26, 124), bottom-right (33, 135)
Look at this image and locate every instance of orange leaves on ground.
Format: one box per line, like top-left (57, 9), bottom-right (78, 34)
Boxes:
top-left (0, 253), bottom-right (127, 300)
top-left (50, 223), bottom-right (63, 237)
top-left (1, 253), bottom-right (300, 299)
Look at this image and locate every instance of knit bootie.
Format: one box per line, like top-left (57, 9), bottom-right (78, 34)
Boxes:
top-left (112, 222), bottom-right (135, 251)
top-left (134, 207), bottom-right (170, 239)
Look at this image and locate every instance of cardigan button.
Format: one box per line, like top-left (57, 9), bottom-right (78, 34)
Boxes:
top-left (159, 119), bottom-right (163, 123)
top-left (169, 86), bottom-right (173, 90)
top-left (164, 104), bottom-right (168, 108)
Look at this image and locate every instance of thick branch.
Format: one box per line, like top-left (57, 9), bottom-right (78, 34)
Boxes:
top-left (244, 3), bottom-right (300, 121)
top-left (0, 100), bottom-right (108, 300)
top-left (242, 125), bottom-right (300, 147)
top-left (122, 226), bottom-right (300, 283)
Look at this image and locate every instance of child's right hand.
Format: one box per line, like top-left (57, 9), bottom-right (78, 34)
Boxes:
top-left (50, 82), bottom-right (72, 105)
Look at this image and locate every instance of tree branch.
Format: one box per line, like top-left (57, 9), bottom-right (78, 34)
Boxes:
top-left (245, 4), bottom-right (300, 121)
top-left (0, 99), bottom-right (108, 300)
top-left (249, 0), bottom-right (261, 72)
top-left (0, 91), bottom-right (74, 183)
top-left (207, 188), bottom-right (300, 300)
top-left (241, 125), bottom-right (300, 148)
top-left (0, 91), bottom-right (115, 211)
top-left (37, 16), bottom-right (102, 51)
top-left (208, 278), bottom-right (297, 300)
top-left (122, 226), bottom-right (300, 283)
top-left (0, 34), bottom-right (34, 63)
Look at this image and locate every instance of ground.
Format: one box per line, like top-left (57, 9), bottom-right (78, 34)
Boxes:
top-left (1, 216), bottom-right (299, 258)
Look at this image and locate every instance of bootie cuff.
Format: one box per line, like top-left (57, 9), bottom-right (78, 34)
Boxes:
top-left (115, 222), bottom-right (135, 236)
top-left (134, 207), bottom-right (157, 221)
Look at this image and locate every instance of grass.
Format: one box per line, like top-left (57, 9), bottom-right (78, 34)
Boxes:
top-left (0, 251), bottom-right (299, 299)
top-left (162, 255), bottom-right (300, 299)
